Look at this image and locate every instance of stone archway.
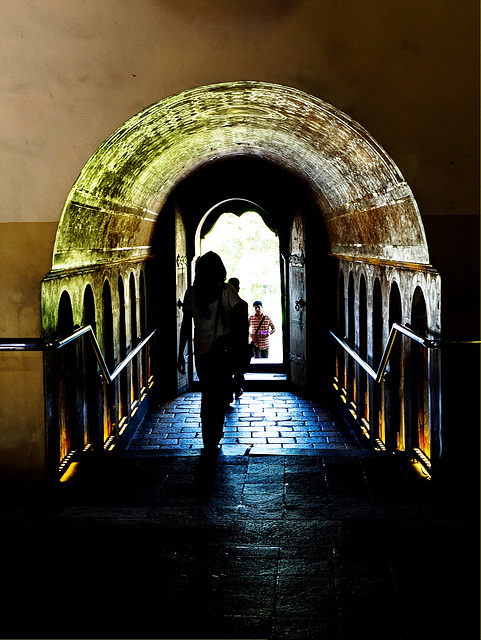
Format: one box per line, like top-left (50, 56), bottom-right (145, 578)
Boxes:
top-left (50, 81), bottom-right (430, 271)
top-left (43, 81), bottom-right (440, 473)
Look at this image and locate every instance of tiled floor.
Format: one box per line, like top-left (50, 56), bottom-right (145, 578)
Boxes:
top-left (128, 391), bottom-right (361, 454)
top-left (0, 390), bottom-right (476, 640)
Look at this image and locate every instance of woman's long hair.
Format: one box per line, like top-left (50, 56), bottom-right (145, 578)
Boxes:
top-left (194, 252), bottom-right (226, 315)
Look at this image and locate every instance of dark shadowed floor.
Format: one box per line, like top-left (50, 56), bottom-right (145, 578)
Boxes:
top-left (1, 391), bottom-right (476, 639)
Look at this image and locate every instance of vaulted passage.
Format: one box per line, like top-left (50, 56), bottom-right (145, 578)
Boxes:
top-left (41, 81), bottom-right (442, 480)
top-left (4, 79), bottom-right (473, 640)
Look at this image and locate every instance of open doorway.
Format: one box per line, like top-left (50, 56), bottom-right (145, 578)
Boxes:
top-left (199, 210), bottom-right (283, 365)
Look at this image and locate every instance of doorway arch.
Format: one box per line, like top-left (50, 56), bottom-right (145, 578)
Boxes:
top-left (50, 81), bottom-right (429, 271)
top-left (199, 206), bottom-right (283, 365)
top-left (42, 81), bottom-right (441, 475)
top-left (57, 291), bottom-right (76, 465)
top-left (195, 198), bottom-right (277, 255)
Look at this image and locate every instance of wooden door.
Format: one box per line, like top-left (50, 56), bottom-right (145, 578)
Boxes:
top-left (288, 209), bottom-right (308, 389)
top-left (175, 203), bottom-right (189, 394)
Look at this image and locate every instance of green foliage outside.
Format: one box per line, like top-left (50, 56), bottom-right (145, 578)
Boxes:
top-left (201, 211), bottom-right (283, 360)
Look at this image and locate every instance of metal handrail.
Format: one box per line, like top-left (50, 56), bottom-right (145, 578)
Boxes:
top-left (0, 339), bottom-right (48, 351)
top-left (0, 325), bottom-right (156, 385)
top-left (108, 330), bottom-right (156, 383)
top-left (330, 322), bottom-right (440, 384)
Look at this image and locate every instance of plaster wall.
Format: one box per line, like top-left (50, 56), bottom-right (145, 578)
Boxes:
top-left (0, 222), bottom-right (57, 483)
top-left (0, 0), bottom-right (478, 333)
top-left (0, 350), bottom-right (46, 483)
top-left (0, 0), bottom-right (478, 482)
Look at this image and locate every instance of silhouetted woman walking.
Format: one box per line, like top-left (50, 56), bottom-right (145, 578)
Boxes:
top-left (177, 252), bottom-right (248, 456)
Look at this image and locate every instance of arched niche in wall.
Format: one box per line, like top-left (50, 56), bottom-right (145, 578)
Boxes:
top-left (82, 284), bottom-right (98, 450)
top-left (49, 82), bottom-right (430, 273)
top-left (411, 286), bottom-right (430, 457)
top-left (57, 291), bottom-right (77, 463)
top-left (347, 271), bottom-right (356, 404)
top-left (372, 278), bottom-right (384, 443)
top-left (359, 274), bottom-right (368, 424)
top-left (118, 276), bottom-right (128, 423)
top-left (102, 280), bottom-right (115, 442)
top-left (139, 271), bottom-right (148, 390)
top-left (129, 273), bottom-right (139, 404)
top-left (337, 269), bottom-right (345, 393)
top-left (388, 281), bottom-right (403, 450)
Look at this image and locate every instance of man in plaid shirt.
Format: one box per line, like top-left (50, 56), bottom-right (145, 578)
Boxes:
top-left (249, 300), bottom-right (276, 358)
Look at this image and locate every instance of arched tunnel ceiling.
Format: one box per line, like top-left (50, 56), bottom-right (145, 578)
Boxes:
top-left (52, 81), bottom-right (430, 270)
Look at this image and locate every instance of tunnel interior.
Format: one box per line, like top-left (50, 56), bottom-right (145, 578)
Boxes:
top-left (41, 82), bottom-right (441, 480)
top-left (148, 155), bottom-right (332, 398)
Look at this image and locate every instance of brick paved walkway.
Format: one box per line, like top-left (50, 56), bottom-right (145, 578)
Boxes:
top-left (128, 390), bottom-right (361, 454)
top-left (0, 390), bottom-right (475, 640)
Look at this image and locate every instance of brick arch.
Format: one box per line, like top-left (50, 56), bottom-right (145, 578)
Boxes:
top-left (52, 81), bottom-right (429, 270)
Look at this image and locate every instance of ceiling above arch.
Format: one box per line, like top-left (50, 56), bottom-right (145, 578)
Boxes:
top-left (52, 81), bottom-right (429, 270)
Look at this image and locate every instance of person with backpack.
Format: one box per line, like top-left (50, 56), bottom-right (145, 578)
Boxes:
top-left (177, 252), bottom-right (248, 456)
